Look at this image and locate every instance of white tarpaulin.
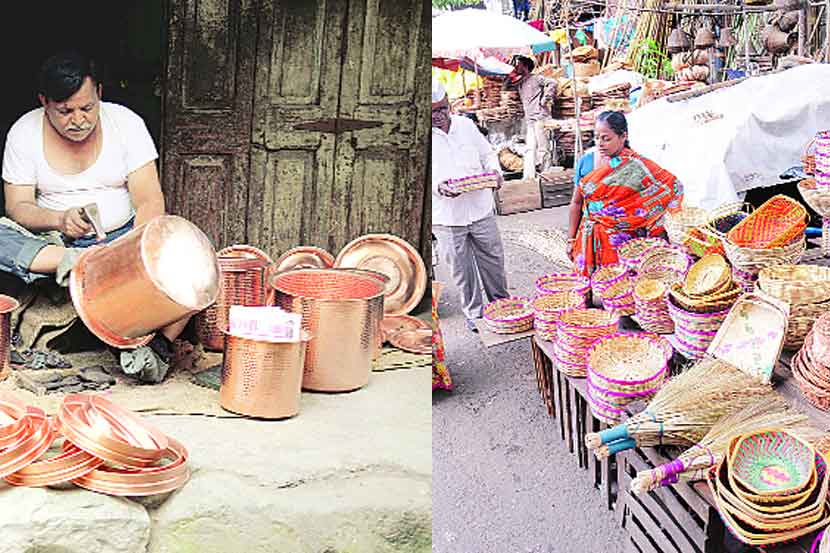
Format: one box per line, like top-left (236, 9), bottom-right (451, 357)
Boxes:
top-left (627, 64), bottom-right (830, 211)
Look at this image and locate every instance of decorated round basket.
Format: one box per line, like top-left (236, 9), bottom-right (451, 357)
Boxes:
top-left (792, 348), bottom-right (830, 411)
top-left (637, 244), bottom-right (693, 275)
top-left (638, 265), bottom-right (686, 286)
top-left (634, 278), bottom-right (674, 334)
top-left (590, 264), bottom-right (629, 300)
top-left (729, 430), bottom-right (816, 497)
top-left (483, 297), bottom-right (534, 334)
top-left (669, 282), bottom-right (742, 314)
top-left (601, 279), bottom-right (636, 316)
top-left (724, 236), bottom-right (806, 286)
top-left (535, 272), bottom-right (591, 299)
top-left (618, 237), bottom-right (668, 272)
top-left (532, 292), bottom-right (585, 341)
top-left (555, 308), bottom-right (619, 377)
top-left (726, 195), bottom-right (808, 250)
top-left (587, 333), bottom-right (670, 395)
top-left (664, 206), bottom-right (708, 247)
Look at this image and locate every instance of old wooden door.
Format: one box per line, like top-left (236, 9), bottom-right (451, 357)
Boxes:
top-left (161, 0), bottom-right (258, 249)
top-left (163, 0), bottom-right (429, 261)
top-left (249, 0), bottom-right (430, 260)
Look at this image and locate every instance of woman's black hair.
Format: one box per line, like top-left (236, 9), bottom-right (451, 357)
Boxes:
top-left (512, 55), bottom-right (535, 72)
top-left (596, 110), bottom-right (630, 148)
top-left (38, 51), bottom-right (100, 103)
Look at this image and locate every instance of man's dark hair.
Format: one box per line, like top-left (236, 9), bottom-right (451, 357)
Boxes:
top-left (512, 55), bottom-right (535, 72)
top-left (38, 51), bottom-right (100, 102)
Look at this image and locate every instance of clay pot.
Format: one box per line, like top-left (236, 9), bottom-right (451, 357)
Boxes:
top-left (668, 27), bottom-right (692, 53)
top-left (694, 27), bottom-right (716, 48)
top-left (778, 10), bottom-right (800, 32)
top-left (762, 25), bottom-right (796, 54)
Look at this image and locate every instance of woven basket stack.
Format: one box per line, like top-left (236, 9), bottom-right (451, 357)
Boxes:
top-left (683, 202), bottom-right (752, 259)
top-left (617, 237), bottom-right (668, 273)
top-left (591, 83), bottom-right (631, 108)
top-left (483, 297), bottom-right (534, 334)
top-left (445, 172), bottom-right (500, 195)
top-left (707, 430), bottom-right (830, 547)
top-left (531, 291), bottom-right (585, 341)
top-left (499, 91), bottom-right (524, 120)
top-left (600, 278), bottom-right (636, 316)
top-left (792, 312), bottom-right (830, 410)
top-left (557, 95), bottom-right (593, 119)
top-left (590, 264), bottom-right (629, 302)
top-left (723, 195), bottom-right (808, 291)
top-left (757, 265), bottom-right (830, 349)
top-left (667, 254), bottom-right (741, 359)
top-left (479, 77), bottom-right (504, 109)
top-left (665, 206), bottom-right (708, 249)
top-left (634, 243), bottom-right (693, 275)
top-left (633, 278), bottom-right (674, 334)
top-left (535, 272), bottom-right (591, 303)
top-left (586, 333), bottom-right (672, 424)
top-left (554, 308), bottom-right (619, 378)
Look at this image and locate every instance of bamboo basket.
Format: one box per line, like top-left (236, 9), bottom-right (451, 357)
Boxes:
top-left (601, 279), bottom-right (636, 316)
top-left (757, 264), bottom-right (830, 305)
top-left (535, 273), bottom-right (591, 300)
top-left (726, 195), bottom-right (808, 249)
top-left (802, 136), bottom-right (816, 175)
top-left (590, 264), bottom-right (629, 301)
top-left (636, 245), bottom-right (692, 275)
top-left (555, 308), bottom-right (620, 378)
top-left (664, 206), bottom-right (708, 248)
top-left (633, 278), bottom-right (674, 334)
top-left (618, 237), bottom-right (667, 272)
top-left (724, 237), bottom-right (807, 292)
top-left (531, 292), bottom-right (585, 341)
top-left (483, 297), bottom-right (534, 334)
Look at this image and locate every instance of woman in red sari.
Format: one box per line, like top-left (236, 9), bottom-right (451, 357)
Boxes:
top-left (566, 111), bottom-right (683, 276)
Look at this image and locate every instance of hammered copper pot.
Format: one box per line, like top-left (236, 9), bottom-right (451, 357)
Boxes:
top-left (270, 269), bottom-right (385, 392)
top-left (69, 215), bottom-right (220, 348)
top-left (220, 331), bottom-right (310, 419)
top-left (330, 268), bottom-right (389, 361)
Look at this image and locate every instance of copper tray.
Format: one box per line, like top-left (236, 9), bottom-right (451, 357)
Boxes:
top-left (381, 315), bottom-right (431, 343)
top-left (389, 328), bottom-right (432, 355)
top-left (273, 247), bottom-right (335, 273)
top-left (334, 234), bottom-right (427, 316)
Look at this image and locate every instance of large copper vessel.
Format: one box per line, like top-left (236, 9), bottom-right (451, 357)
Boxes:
top-left (220, 331), bottom-right (310, 419)
top-left (270, 269), bottom-right (385, 392)
top-left (69, 216), bottom-right (219, 348)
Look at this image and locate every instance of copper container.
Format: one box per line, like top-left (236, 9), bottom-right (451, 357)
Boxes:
top-left (69, 216), bottom-right (220, 348)
top-left (195, 257), bottom-right (269, 351)
top-left (220, 331), bottom-right (310, 418)
top-left (0, 296), bottom-right (19, 381)
top-left (270, 269), bottom-right (385, 392)
top-left (331, 268), bottom-right (389, 361)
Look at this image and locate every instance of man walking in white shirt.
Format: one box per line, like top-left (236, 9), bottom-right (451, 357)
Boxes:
top-left (432, 80), bottom-right (509, 333)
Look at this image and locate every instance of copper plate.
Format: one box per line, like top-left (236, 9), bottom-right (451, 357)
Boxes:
top-left (273, 247), bottom-right (335, 273)
top-left (389, 328), bottom-right (432, 355)
top-left (381, 315), bottom-right (431, 343)
top-left (334, 234), bottom-right (427, 316)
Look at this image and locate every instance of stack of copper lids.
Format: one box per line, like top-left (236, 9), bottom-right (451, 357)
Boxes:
top-left (0, 393), bottom-right (190, 495)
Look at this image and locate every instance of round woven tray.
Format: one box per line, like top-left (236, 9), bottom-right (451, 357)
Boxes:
top-left (535, 273), bottom-right (591, 298)
top-left (683, 254), bottom-right (731, 296)
top-left (532, 292), bottom-right (585, 340)
top-left (637, 245), bottom-right (693, 275)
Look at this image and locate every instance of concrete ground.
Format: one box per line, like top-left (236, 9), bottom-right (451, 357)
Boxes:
top-left (432, 206), bottom-right (627, 553)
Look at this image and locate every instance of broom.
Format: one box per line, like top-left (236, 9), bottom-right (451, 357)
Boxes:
top-left (629, 397), bottom-right (821, 495)
top-left (584, 357), bottom-right (775, 459)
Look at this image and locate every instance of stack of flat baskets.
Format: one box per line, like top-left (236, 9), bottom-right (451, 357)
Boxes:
top-left (531, 291), bottom-right (585, 341)
top-left (586, 333), bottom-right (672, 424)
top-left (601, 278), bottom-right (636, 316)
top-left (483, 297), bottom-right (534, 334)
top-left (792, 312), bottom-right (830, 410)
top-left (617, 237), bottom-right (668, 273)
top-left (553, 308), bottom-right (619, 378)
top-left (757, 265), bottom-right (830, 349)
top-left (590, 264), bottom-right (629, 302)
top-left (723, 195), bottom-right (808, 291)
top-left (667, 254), bottom-right (741, 359)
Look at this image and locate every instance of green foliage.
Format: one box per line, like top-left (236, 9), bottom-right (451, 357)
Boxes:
top-left (432, 0), bottom-right (483, 8)
top-left (634, 38), bottom-right (674, 80)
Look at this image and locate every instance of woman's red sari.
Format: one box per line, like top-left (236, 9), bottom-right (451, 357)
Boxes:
top-left (572, 148), bottom-right (683, 276)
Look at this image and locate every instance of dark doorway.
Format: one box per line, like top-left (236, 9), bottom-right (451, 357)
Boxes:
top-left (0, 1), bottom-right (166, 214)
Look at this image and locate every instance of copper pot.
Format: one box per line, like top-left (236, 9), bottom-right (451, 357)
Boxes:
top-left (220, 331), bottom-right (310, 419)
top-left (270, 269), bottom-right (385, 392)
top-left (330, 268), bottom-right (389, 361)
top-left (195, 257), bottom-right (269, 351)
top-left (69, 215), bottom-right (220, 348)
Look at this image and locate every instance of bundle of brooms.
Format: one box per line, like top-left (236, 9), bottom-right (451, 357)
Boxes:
top-left (585, 357), bottom-right (776, 459)
top-left (629, 397), bottom-right (821, 495)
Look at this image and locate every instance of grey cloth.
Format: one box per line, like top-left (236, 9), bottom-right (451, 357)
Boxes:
top-left (433, 215), bottom-right (509, 320)
top-left (120, 346), bottom-right (170, 384)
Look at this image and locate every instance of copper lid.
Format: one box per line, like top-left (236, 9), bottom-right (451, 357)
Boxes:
top-left (0, 407), bottom-right (54, 479)
top-left (273, 247), bottom-right (335, 273)
top-left (334, 234), bottom-right (427, 315)
top-left (6, 434), bottom-right (104, 487)
top-left (381, 315), bottom-right (430, 342)
top-left (389, 328), bottom-right (432, 355)
top-left (141, 215), bottom-right (220, 311)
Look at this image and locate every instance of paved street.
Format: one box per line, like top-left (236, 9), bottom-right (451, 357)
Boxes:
top-left (432, 206), bottom-right (627, 553)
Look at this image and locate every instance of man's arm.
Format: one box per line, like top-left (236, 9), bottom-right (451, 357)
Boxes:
top-left (4, 182), bottom-right (90, 237)
top-left (126, 161), bottom-right (165, 227)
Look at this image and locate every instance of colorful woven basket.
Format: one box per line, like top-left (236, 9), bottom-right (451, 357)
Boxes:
top-left (590, 264), bottom-right (629, 300)
top-left (633, 278), bottom-right (674, 334)
top-left (555, 308), bottom-right (620, 378)
top-left (445, 171), bottom-right (500, 194)
top-left (664, 206), bottom-right (708, 248)
top-left (535, 272), bottom-right (591, 299)
top-left (618, 237), bottom-right (668, 272)
top-left (483, 297), bottom-right (534, 334)
top-left (729, 430), bottom-right (815, 497)
top-left (726, 195), bottom-right (808, 249)
top-left (532, 291), bottom-right (585, 341)
top-left (636, 244), bottom-right (693, 275)
top-left (601, 279), bottom-right (636, 316)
